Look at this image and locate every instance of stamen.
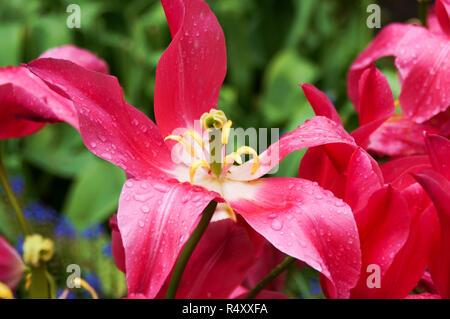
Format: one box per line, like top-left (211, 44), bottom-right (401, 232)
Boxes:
top-left (189, 160), bottom-right (210, 183)
top-left (236, 146), bottom-right (260, 174)
top-left (394, 99), bottom-right (400, 107)
top-left (72, 277), bottom-right (99, 299)
top-left (164, 135), bottom-right (198, 158)
top-left (223, 152), bottom-right (243, 167)
top-left (222, 120), bottom-right (233, 145)
top-left (182, 130), bottom-right (205, 149)
top-left (223, 204), bottom-right (237, 222)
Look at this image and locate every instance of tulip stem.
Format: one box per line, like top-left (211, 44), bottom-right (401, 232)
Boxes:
top-left (165, 200), bottom-right (217, 299)
top-left (245, 255), bottom-right (296, 299)
top-left (0, 146), bottom-right (31, 236)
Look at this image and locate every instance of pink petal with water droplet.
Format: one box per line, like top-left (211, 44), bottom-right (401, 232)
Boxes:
top-left (155, 0), bottom-right (227, 138)
top-left (300, 84), bottom-right (342, 126)
top-left (368, 114), bottom-right (439, 157)
top-left (414, 170), bottom-right (450, 298)
top-left (118, 177), bottom-right (220, 298)
top-left (0, 45), bottom-right (109, 139)
top-left (344, 148), bottom-right (384, 212)
top-left (27, 58), bottom-right (175, 177)
top-left (228, 116), bottom-right (356, 181)
top-left (425, 134), bottom-right (450, 180)
top-left (350, 186), bottom-right (411, 298)
top-left (157, 218), bottom-right (261, 299)
top-left (38, 44), bottom-right (109, 74)
top-left (224, 177), bottom-right (361, 299)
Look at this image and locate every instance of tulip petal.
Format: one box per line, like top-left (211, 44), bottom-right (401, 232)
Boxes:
top-left (351, 66), bottom-right (395, 148)
top-left (0, 66), bottom-right (78, 136)
top-left (109, 214), bottom-right (126, 273)
top-left (414, 170), bottom-right (450, 298)
top-left (158, 218), bottom-right (260, 299)
top-left (0, 83), bottom-right (45, 139)
top-left (0, 236), bottom-right (24, 290)
top-left (155, 0), bottom-right (226, 138)
top-left (344, 148), bottom-right (384, 212)
top-left (223, 177), bottom-right (361, 299)
top-left (374, 184), bottom-right (439, 298)
top-left (228, 116), bottom-right (356, 181)
top-left (118, 177), bottom-right (220, 298)
top-left (27, 58), bottom-right (176, 177)
top-left (368, 114), bottom-right (439, 157)
top-left (424, 134), bottom-right (450, 180)
top-left (380, 155), bottom-right (431, 189)
top-left (38, 45), bottom-right (109, 74)
top-left (0, 45), bottom-right (109, 139)
top-left (350, 186), bottom-right (411, 298)
top-left (300, 84), bottom-right (342, 125)
top-left (435, 0), bottom-right (450, 36)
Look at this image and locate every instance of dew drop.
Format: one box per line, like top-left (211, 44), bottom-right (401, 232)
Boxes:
top-left (271, 219), bottom-right (283, 231)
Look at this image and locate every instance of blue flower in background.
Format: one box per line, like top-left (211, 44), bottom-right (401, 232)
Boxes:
top-left (84, 273), bottom-right (102, 298)
top-left (54, 216), bottom-right (76, 239)
top-left (102, 242), bottom-right (112, 257)
top-left (15, 236), bottom-right (24, 255)
top-left (57, 289), bottom-right (76, 299)
top-left (10, 176), bottom-right (24, 195)
top-left (81, 224), bottom-right (105, 239)
top-left (309, 278), bottom-right (321, 295)
top-left (23, 202), bottom-right (57, 223)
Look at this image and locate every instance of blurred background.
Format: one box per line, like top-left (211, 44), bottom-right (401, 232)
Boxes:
top-left (0, 0), bottom-right (421, 298)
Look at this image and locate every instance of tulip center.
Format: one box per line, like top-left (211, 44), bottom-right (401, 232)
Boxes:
top-left (164, 109), bottom-right (260, 183)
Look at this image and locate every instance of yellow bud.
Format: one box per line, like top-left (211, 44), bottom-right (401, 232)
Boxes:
top-left (23, 234), bottom-right (54, 267)
top-left (0, 282), bottom-right (13, 299)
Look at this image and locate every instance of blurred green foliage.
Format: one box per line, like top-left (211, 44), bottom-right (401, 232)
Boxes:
top-left (0, 0), bottom-right (416, 298)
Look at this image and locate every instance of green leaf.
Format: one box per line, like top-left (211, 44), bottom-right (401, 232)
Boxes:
top-left (262, 49), bottom-right (318, 126)
top-left (22, 124), bottom-right (91, 178)
top-left (0, 23), bottom-right (23, 66)
top-left (63, 157), bottom-right (125, 230)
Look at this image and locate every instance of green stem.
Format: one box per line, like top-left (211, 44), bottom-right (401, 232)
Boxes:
top-left (418, 0), bottom-right (430, 27)
top-left (245, 256), bottom-right (296, 299)
top-left (166, 200), bottom-right (217, 299)
top-left (0, 146), bottom-right (31, 236)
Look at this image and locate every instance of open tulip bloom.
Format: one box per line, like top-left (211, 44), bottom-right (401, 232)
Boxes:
top-left (1, 0), bottom-right (449, 301)
top-left (23, 0), bottom-right (364, 299)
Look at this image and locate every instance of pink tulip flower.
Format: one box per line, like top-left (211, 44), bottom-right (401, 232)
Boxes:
top-left (346, 0), bottom-right (450, 156)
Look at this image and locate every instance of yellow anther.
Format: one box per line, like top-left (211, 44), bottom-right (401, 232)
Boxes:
top-left (223, 152), bottom-right (243, 167)
top-left (189, 160), bottom-right (210, 183)
top-left (25, 273), bottom-right (31, 291)
top-left (223, 204), bottom-right (237, 222)
top-left (222, 120), bottom-right (232, 145)
top-left (165, 135), bottom-right (198, 158)
top-left (394, 99), bottom-right (400, 107)
top-left (236, 146), bottom-right (260, 174)
top-left (181, 130), bottom-right (205, 149)
top-left (0, 282), bottom-right (13, 299)
top-left (72, 277), bottom-right (99, 299)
